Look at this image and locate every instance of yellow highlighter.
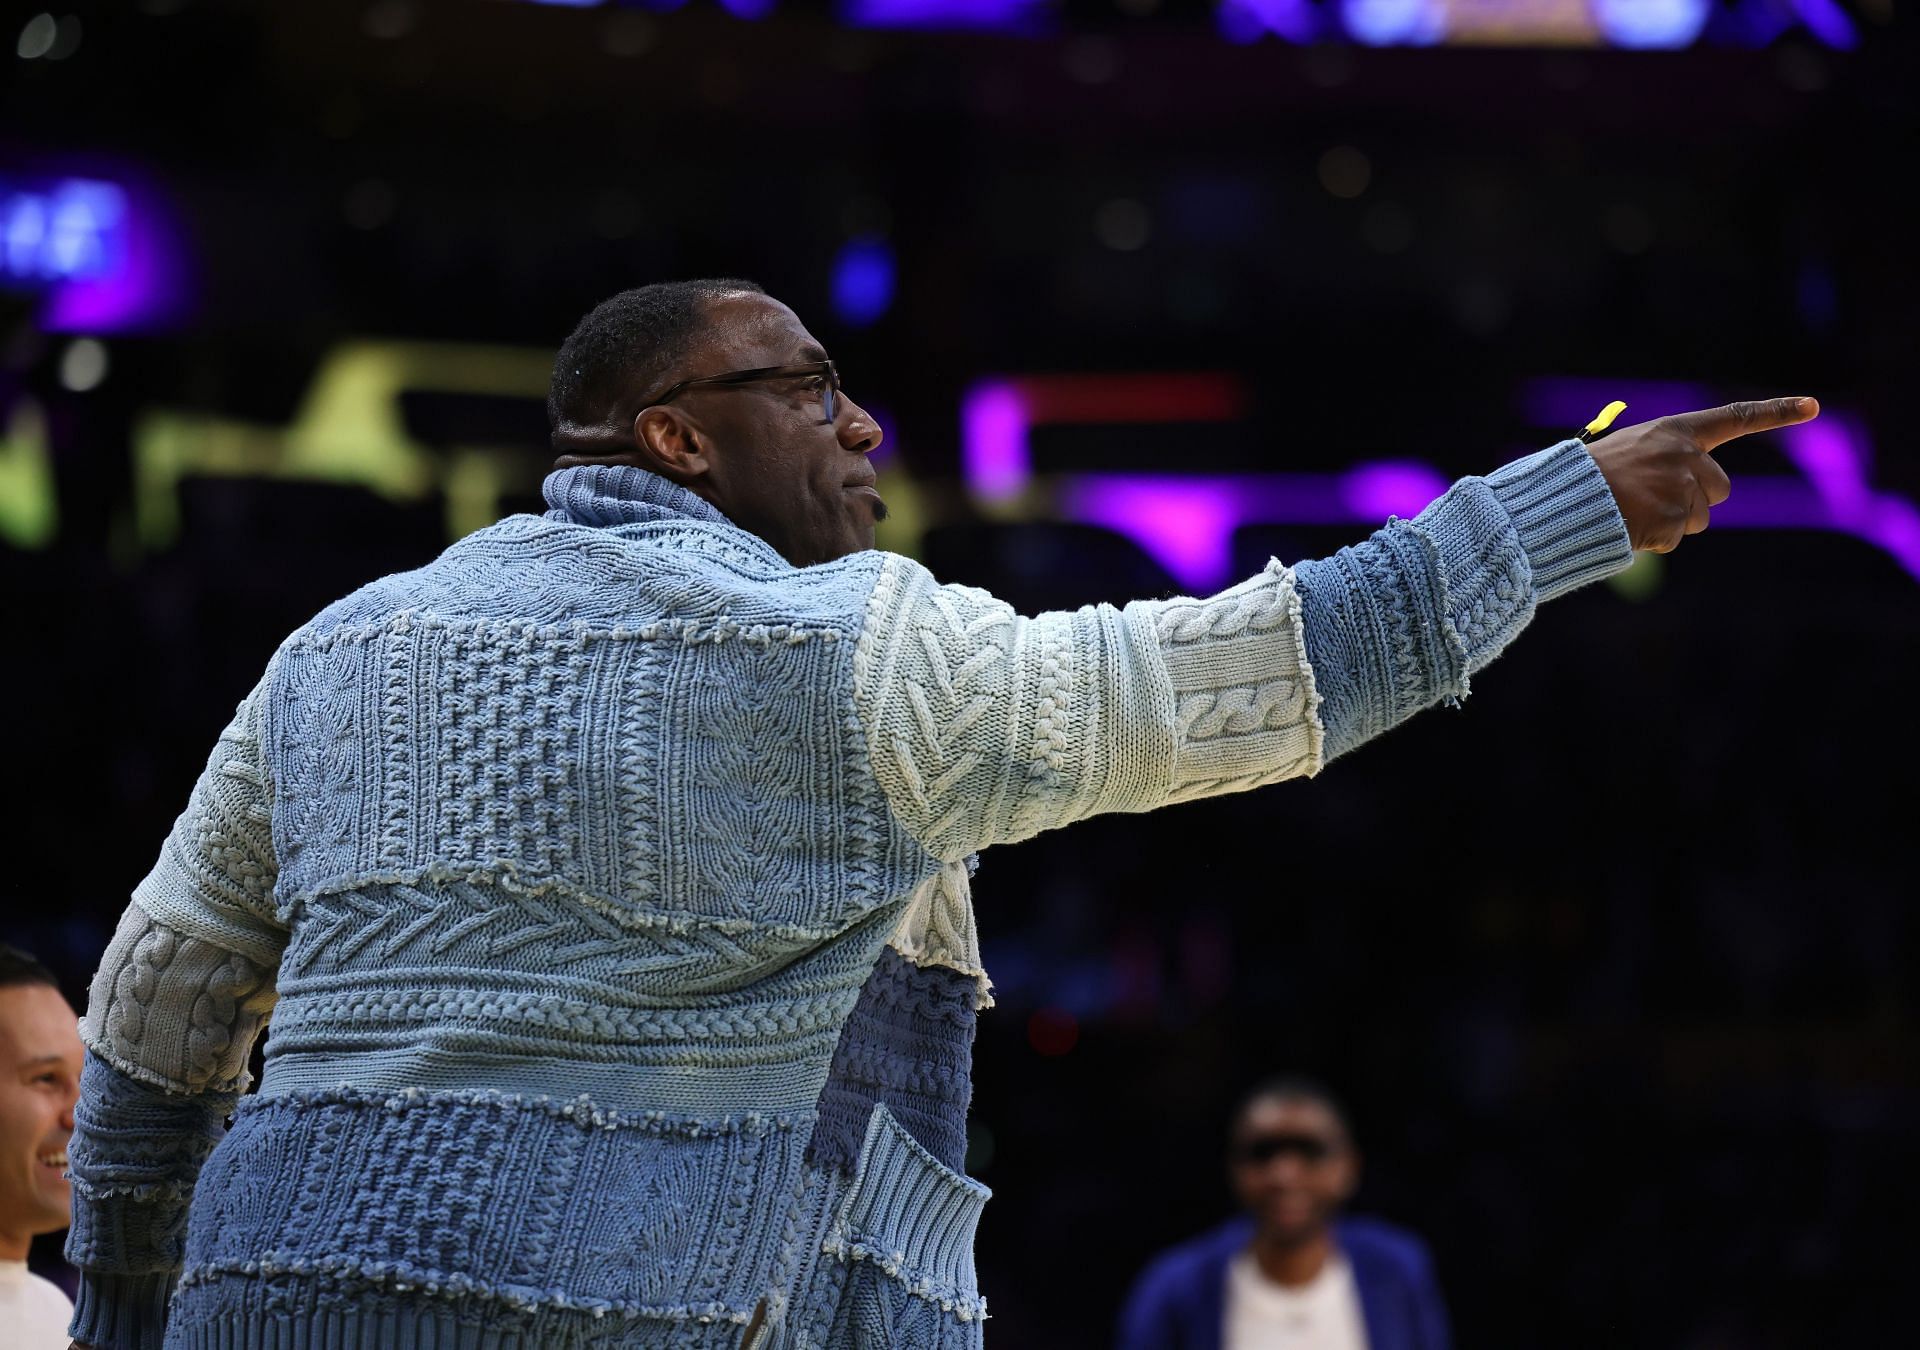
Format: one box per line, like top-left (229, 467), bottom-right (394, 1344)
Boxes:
top-left (1579, 400), bottom-right (1628, 444)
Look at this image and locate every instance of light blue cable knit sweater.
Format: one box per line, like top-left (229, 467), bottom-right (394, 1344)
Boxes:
top-left (67, 442), bottom-right (1631, 1350)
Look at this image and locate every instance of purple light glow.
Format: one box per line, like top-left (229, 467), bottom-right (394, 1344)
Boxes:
top-left (961, 372), bottom-right (1920, 589)
top-left (1790, 0), bottom-right (1859, 48)
top-left (2, 175), bottom-right (189, 334)
top-left (1063, 477), bottom-right (1244, 593)
top-left (1216, 0), bottom-right (1320, 44)
top-left (1868, 496), bottom-right (1920, 579)
top-left (1342, 460), bottom-right (1450, 520)
top-left (1519, 376), bottom-right (1715, 432)
top-left (962, 380), bottom-right (1030, 503)
top-left (1711, 477), bottom-right (1920, 581)
top-left (1781, 416), bottom-right (1870, 521)
top-left (839, 0), bottom-right (1046, 31)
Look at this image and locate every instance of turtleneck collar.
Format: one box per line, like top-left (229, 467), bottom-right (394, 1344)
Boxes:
top-left (542, 463), bottom-right (737, 531)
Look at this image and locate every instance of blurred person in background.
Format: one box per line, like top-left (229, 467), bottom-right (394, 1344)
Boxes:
top-left (0, 945), bottom-right (83, 1350)
top-left (1117, 1078), bottom-right (1447, 1350)
top-left (61, 278), bottom-right (1813, 1349)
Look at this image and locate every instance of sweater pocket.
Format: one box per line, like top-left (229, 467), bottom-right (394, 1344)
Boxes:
top-left (814, 1103), bottom-right (990, 1349)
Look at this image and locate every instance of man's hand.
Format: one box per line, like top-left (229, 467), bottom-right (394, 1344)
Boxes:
top-left (1585, 396), bottom-right (1820, 553)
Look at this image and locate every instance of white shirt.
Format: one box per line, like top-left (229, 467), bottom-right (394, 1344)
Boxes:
top-left (1223, 1248), bottom-right (1370, 1350)
top-left (0, 1258), bottom-right (74, 1350)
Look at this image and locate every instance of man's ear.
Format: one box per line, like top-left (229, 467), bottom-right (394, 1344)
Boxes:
top-left (633, 406), bottom-right (713, 486)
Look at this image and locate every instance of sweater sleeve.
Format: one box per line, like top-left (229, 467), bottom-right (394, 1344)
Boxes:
top-left (1297, 438), bottom-right (1632, 762)
top-left (67, 667), bottom-right (287, 1350)
top-left (851, 440), bottom-right (1631, 862)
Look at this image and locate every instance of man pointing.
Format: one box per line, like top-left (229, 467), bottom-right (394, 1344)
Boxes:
top-left (66, 279), bottom-right (1814, 1350)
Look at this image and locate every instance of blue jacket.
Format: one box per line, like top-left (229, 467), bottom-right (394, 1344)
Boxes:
top-left (1117, 1215), bottom-right (1451, 1350)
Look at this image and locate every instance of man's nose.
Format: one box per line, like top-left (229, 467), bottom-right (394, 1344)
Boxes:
top-left (837, 395), bottom-right (883, 456)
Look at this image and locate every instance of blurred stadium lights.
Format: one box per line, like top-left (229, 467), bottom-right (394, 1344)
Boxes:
top-left (1589, 0), bottom-right (1713, 47)
top-left (829, 235), bottom-right (896, 327)
top-left (840, 0), bottom-right (1051, 29)
top-left (14, 12), bottom-right (81, 61)
top-left (1790, 0), bottom-right (1860, 46)
top-left (1227, 0), bottom-right (1856, 46)
top-left (0, 174), bottom-right (186, 332)
top-left (1335, 0), bottom-right (1446, 46)
top-left (0, 397), bottom-right (55, 550)
top-left (11, 329), bottom-right (1911, 587)
top-left (963, 373), bottom-right (1920, 590)
top-left (1218, 0), bottom-right (1322, 42)
top-left (58, 337), bottom-right (109, 392)
top-left (15, 13), bottom-right (57, 60)
top-left (130, 341), bottom-right (554, 549)
top-left (963, 372), bottom-right (1249, 508)
top-left (502, 0), bottom-right (1864, 46)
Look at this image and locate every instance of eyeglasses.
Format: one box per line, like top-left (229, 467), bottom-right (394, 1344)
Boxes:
top-left (636, 359), bottom-right (841, 427)
top-left (1233, 1132), bottom-right (1339, 1166)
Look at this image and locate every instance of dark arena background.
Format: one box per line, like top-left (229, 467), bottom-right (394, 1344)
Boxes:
top-left (4, 2), bottom-right (1916, 1346)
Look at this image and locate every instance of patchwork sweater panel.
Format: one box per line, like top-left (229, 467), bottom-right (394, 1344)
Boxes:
top-left (69, 484), bottom-right (957, 1350)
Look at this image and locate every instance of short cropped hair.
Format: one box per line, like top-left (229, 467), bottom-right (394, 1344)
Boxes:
top-left (547, 278), bottom-right (766, 433)
top-left (0, 944), bottom-right (62, 993)
top-left (1231, 1074), bottom-right (1356, 1147)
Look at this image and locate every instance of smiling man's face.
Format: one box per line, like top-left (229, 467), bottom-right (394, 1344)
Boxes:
top-left (651, 291), bottom-right (886, 567)
top-left (1228, 1094), bottom-right (1358, 1248)
top-left (0, 982), bottom-right (83, 1259)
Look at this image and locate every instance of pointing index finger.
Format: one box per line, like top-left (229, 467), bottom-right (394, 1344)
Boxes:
top-left (1668, 396), bottom-right (1820, 452)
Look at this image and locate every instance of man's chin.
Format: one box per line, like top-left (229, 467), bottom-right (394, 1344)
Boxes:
top-left (1260, 1209), bottom-right (1326, 1245)
top-left (30, 1192), bottom-right (70, 1233)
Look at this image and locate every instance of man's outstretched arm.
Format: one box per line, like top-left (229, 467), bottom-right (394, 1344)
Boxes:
top-left (853, 398), bottom-right (1816, 862)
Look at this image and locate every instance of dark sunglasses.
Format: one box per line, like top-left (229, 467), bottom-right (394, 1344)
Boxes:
top-left (1233, 1132), bottom-right (1339, 1166)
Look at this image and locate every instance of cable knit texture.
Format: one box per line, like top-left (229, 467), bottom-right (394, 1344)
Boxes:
top-left (1297, 438), bottom-right (1632, 761)
top-left (809, 949), bottom-right (978, 1176)
top-left (884, 861), bottom-right (991, 1008)
top-left (69, 447), bottom-right (1629, 1350)
top-left (852, 552), bottom-right (1325, 863)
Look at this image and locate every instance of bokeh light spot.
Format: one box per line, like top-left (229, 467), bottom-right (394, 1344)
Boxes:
top-left (1027, 1006), bottom-right (1079, 1057)
top-left (17, 13), bottom-right (57, 60)
top-left (59, 338), bottom-right (108, 392)
top-left (830, 236), bottom-right (896, 328)
top-left (1095, 198), bottom-right (1151, 251)
top-left (1318, 146), bottom-right (1372, 200)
